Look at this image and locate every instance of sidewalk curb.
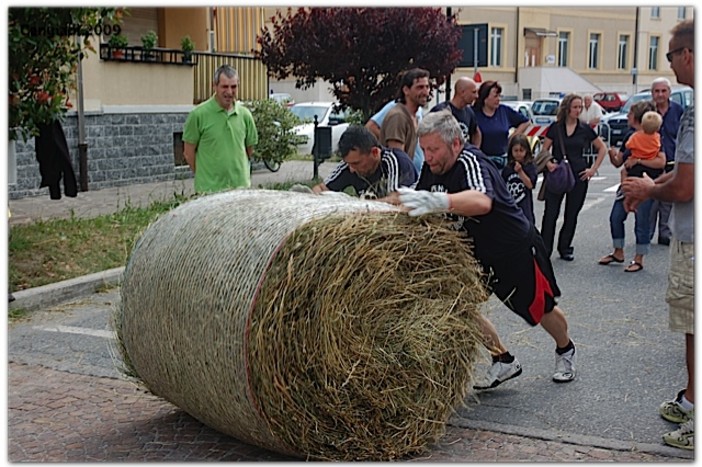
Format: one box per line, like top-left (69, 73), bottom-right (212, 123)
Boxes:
top-left (10, 267), bottom-right (124, 312)
top-left (450, 417), bottom-right (693, 460)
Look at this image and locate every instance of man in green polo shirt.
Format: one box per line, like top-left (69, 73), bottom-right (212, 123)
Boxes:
top-left (183, 64), bottom-right (258, 193)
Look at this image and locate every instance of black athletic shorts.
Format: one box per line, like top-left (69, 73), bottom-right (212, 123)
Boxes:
top-left (482, 227), bottom-right (561, 326)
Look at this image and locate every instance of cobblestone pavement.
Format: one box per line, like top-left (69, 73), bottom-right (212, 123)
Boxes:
top-left (8, 362), bottom-right (683, 462)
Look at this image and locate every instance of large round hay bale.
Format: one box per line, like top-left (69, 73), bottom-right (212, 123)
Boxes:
top-left (117, 189), bottom-right (488, 461)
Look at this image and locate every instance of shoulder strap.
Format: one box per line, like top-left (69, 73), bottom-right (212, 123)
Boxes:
top-left (558, 124), bottom-right (568, 161)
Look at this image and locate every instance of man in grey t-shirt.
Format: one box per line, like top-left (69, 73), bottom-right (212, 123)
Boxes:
top-left (621, 18), bottom-right (694, 451)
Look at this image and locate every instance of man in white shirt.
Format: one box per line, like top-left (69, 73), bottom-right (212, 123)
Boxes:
top-left (579, 94), bottom-right (603, 128)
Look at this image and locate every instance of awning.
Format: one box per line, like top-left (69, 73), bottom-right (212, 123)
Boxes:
top-left (524, 27), bottom-right (557, 37)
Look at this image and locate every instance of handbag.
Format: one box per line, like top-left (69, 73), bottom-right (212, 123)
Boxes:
top-left (545, 124), bottom-right (576, 195)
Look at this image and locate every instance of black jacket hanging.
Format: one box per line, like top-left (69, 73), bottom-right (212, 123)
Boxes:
top-left (35, 120), bottom-right (78, 199)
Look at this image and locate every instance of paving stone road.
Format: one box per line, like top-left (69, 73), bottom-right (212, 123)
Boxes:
top-left (8, 362), bottom-right (683, 462)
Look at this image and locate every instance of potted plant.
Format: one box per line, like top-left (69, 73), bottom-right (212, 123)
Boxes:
top-left (107, 33), bottom-right (128, 59)
top-left (180, 35), bottom-right (195, 64)
top-left (140, 30), bottom-right (158, 61)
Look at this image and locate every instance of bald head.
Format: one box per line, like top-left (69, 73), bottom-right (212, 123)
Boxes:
top-left (453, 77), bottom-right (478, 106)
top-left (454, 77), bottom-right (476, 93)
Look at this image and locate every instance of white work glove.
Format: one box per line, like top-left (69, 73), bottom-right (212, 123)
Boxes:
top-left (397, 188), bottom-right (450, 217)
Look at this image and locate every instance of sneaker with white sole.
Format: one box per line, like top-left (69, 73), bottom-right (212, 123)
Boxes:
top-left (663, 417), bottom-right (694, 450)
top-left (553, 347), bottom-right (576, 382)
top-left (660, 389), bottom-right (694, 424)
top-left (473, 358), bottom-right (522, 390)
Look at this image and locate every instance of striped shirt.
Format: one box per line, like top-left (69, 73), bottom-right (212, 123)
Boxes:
top-left (324, 147), bottom-right (417, 199)
top-left (415, 144), bottom-right (531, 263)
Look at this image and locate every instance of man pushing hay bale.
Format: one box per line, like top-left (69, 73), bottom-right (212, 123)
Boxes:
top-left (116, 189), bottom-right (488, 461)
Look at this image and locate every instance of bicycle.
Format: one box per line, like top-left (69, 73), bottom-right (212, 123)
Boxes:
top-left (250, 155), bottom-right (281, 173)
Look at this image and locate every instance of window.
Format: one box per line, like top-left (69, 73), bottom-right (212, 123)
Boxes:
top-left (558, 31), bottom-right (569, 67)
top-left (588, 33), bottom-right (601, 69)
top-left (651, 7), bottom-right (660, 18)
top-left (617, 34), bottom-right (629, 69)
top-left (677, 7), bottom-right (686, 20)
top-left (490, 27), bottom-right (503, 67)
top-left (648, 36), bottom-right (660, 70)
top-left (173, 132), bottom-right (187, 166)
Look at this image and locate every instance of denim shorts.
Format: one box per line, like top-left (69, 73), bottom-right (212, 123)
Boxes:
top-left (666, 240), bottom-right (694, 334)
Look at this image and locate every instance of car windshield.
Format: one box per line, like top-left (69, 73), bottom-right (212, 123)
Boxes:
top-left (532, 101), bottom-right (559, 116)
top-left (290, 105), bottom-right (329, 122)
top-left (620, 93), bottom-right (651, 113)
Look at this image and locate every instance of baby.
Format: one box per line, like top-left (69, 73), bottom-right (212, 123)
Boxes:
top-left (621, 110), bottom-right (662, 182)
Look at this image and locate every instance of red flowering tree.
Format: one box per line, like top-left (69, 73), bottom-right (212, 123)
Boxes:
top-left (8, 7), bottom-right (122, 141)
top-left (256, 8), bottom-right (461, 120)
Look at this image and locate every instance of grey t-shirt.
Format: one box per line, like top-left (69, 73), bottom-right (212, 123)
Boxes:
top-left (671, 105), bottom-right (694, 244)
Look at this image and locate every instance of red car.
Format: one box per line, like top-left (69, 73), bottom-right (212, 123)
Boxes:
top-left (593, 92), bottom-right (628, 113)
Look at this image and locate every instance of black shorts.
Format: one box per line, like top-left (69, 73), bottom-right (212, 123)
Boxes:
top-left (482, 228), bottom-right (561, 326)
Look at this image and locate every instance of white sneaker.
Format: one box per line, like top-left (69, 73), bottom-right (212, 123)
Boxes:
top-left (660, 389), bottom-right (694, 424)
top-left (663, 417), bottom-right (694, 450)
top-left (474, 358), bottom-right (522, 390)
top-left (553, 347), bottom-right (576, 382)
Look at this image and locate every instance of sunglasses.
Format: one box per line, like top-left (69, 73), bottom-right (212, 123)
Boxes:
top-left (666, 47), bottom-right (689, 63)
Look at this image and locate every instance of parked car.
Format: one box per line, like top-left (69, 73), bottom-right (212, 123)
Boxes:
top-left (290, 102), bottom-right (350, 156)
top-left (601, 85), bottom-right (693, 147)
top-left (593, 92), bottom-right (628, 113)
top-left (502, 100), bottom-right (533, 121)
top-left (502, 100), bottom-right (542, 155)
top-left (269, 92), bottom-right (295, 108)
top-left (530, 97), bottom-right (562, 128)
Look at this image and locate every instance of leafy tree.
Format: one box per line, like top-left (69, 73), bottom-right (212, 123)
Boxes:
top-left (8, 8), bottom-right (122, 141)
top-left (246, 99), bottom-right (301, 167)
top-left (256, 8), bottom-right (461, 121)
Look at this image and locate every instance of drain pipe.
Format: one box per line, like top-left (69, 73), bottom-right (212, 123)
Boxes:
top-left (632, 7), bottom-right (640, 93)
top-left (76, 34), bottom-right (88, 191)
top-left (445, 7), bottom-right (452, 102)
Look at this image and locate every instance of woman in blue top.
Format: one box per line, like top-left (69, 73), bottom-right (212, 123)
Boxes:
top-left (474, 81), bottom-right (530, 170)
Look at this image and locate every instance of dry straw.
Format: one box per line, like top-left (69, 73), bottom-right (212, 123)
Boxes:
top-left (117, 189), bottom-right (488, 461)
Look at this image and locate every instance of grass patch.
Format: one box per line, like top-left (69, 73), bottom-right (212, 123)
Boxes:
top-left (8, 181), bottom-right (328, 294)
top-left (8, 307), bottom-right (30, 322)
top-left (9, 194), bottom-right (188, 292)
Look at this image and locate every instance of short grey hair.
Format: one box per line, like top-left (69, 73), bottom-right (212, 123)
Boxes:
top-left (650, 77), bottom-right (671, 90)
top-left (214, 64), bottom-right (238, 85)
top-left (417, 110), bottom-right (465, 146)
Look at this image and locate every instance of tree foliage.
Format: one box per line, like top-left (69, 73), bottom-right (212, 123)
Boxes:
top-left (8, 8), bottom-right (122, 141)
top-left (246, 99), bottom-right (301, 166)
top-left (256, 8), bottom-right (462, 121)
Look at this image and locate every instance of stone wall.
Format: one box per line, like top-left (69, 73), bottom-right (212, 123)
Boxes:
top-left (9, 108), bottom-right (192, 200)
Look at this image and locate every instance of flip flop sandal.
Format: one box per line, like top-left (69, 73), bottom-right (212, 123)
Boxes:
top-left (598, 254), bottom-right (625, 265)
top-left (624, 261), bottom-right (644, 272)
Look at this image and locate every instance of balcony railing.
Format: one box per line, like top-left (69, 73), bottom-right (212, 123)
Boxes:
top-left (98, 45), bottom-right (267, 103)
top-left (99, 44), bottom-right (198, 66)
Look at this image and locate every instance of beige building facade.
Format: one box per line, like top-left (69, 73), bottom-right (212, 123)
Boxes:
top-left (264, 6), bottom-right (693, 103)
top-left (71, 6), bottom-right (693, 108)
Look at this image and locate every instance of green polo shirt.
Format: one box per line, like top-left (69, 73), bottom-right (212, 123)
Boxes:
top-left (183, 97), bottom-right (258, 193)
